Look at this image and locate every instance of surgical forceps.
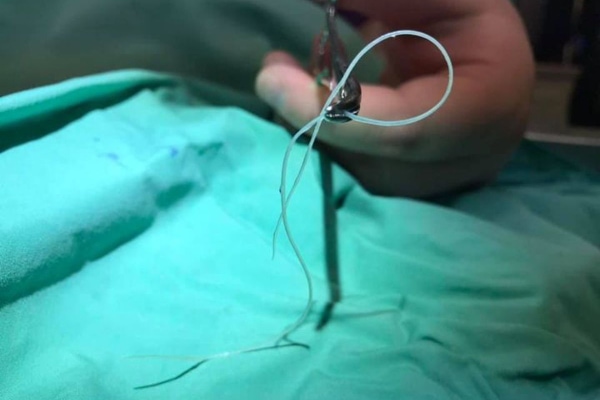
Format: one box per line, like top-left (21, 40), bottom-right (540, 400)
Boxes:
top-left (311, 0), bottom-right (362, 330)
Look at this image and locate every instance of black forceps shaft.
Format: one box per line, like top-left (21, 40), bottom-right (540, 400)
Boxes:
top-left (311, 0), bottom-right (362, 330)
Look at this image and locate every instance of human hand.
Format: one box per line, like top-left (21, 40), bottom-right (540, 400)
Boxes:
top-left (255, 0), bottom-right (534, 197)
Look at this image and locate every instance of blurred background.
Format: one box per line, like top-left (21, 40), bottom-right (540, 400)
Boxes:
top-left (513, 0), bottom-right (600, 170)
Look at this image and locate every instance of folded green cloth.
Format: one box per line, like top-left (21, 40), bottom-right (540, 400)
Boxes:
top-left (1, 68), bottom-right (600, 400)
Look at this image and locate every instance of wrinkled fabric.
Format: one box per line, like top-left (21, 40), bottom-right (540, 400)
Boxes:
top-left (1, 70), bottom-right (599, 400)
top-left (2, 0), bottom-right (600, 398)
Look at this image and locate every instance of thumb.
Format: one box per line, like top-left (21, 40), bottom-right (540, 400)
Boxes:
top-left (255, 51), bottom-right (324, 129)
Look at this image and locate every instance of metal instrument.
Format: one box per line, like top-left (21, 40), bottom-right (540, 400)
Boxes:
top-left (311, 0), bottom-right (362, 330)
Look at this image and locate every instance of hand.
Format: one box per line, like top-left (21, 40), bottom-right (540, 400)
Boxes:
top-left (255, 0), bottom-right (534, 198)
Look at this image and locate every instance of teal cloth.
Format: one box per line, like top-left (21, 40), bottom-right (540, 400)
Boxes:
top-left (1, 69), bottom-right (600, 400)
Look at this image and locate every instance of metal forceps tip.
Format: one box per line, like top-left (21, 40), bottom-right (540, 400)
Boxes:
top-left (311, 0), bottom-right (362, 123)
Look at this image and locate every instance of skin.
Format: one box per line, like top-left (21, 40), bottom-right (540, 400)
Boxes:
top-left (255, 0), bottom-right (535, 198)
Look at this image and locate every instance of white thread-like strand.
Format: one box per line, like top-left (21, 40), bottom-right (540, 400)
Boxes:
top-left (132, 30), bottom-right (453, 388)
top-left (274, 30), bottom-right (454, 247)
top-left (343, 30), bottom-right (454, 126)
top-left (275, 30), bottom-right (454, 339)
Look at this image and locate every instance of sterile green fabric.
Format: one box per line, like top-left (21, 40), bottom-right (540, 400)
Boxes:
top-left (2, 0), bottom-right (600, 397)
top-left (2, 69), bottom-right (600, 400)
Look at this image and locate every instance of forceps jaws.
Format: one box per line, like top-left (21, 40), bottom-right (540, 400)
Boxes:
top-left (311, 0), bottom-right (362, 123)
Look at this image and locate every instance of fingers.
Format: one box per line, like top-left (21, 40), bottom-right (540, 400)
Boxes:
top-left (255, 50), bottom-right (460, 161)
top-left (256, 9), bottom-right (531, 162)
top-left (254, 52), bottom-right (518, 198)
top-left (255, 51), bottom-right (323, 129)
